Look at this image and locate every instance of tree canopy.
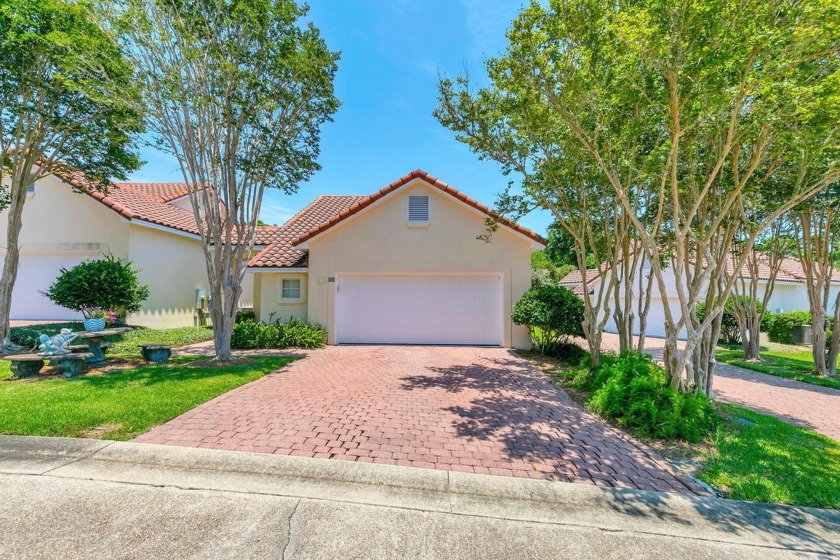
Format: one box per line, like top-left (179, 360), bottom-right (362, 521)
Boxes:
top-left (0, 0), bottom-right (143, 351)
top-left (436, 0), bottom-right (840, 393)
top-left (116, 0), bottom-right (339, 360)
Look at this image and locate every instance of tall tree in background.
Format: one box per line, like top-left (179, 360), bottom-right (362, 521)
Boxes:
top-left (0, 0), bottom-right (142, 353)
top-left (117, 0), bottom-right (339, 361)
top-left (437, 0), bottom-right (840, 395)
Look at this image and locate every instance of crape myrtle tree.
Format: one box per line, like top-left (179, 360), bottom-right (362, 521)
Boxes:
top-left (438, 0), bottom-right (840, 396)
top-left (728, 215), bottom-right (794, 361)
top-left (794, 185), bottom-right (840, 376)
top-left (117, 0), bottom-right (339, 361)
top-left (0, 0), bottom-right (143, 354)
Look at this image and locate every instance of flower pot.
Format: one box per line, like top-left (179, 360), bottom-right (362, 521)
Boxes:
top-left (83, 318), bottom-right (106, 332)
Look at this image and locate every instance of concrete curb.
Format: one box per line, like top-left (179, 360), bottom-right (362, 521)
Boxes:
top-left (1, 435), bottom-right (839, 555)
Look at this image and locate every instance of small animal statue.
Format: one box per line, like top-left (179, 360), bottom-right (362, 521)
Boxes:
top-left (39, 329), bottom-right (77, 356)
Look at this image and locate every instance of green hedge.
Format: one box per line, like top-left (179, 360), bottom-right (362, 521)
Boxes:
top-left (231, 318), bottom-right (326, 350)
top-left (566, 353), bottom-right (717, 442)
top-left (764, 311), bottom-right (811, 344)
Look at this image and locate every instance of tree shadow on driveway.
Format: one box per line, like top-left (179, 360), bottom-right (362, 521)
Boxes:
top-left (400, 355), bottom-right (692, 488)
top-left (400, 352), bottom-right (840, 551)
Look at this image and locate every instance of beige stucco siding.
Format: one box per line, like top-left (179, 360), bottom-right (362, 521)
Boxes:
top-left (0, 173), bottom-right (129, 258)
top-left (253, 272), bottom-right (309, 323)
top-left (302, 179), bottom-right (535, 348)
top-left (126, 224), bottom-right (209, 328)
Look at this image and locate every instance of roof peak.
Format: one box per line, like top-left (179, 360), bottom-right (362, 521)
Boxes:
top-left (290, 169), bottom-right (546, 246)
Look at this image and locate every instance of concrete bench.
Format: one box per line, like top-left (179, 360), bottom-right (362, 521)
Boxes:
top-left (2, 352), bottom-right (93, 378)
top-left (2, 354), bottom-right (46, 378)
top-left (48, 353), bottom-right (93, 378)
top-left (139, 345), bottom-right (172, 364)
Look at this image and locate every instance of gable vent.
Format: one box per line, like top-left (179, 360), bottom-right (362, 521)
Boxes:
top-left (408, 195), bottom-right (430, 223)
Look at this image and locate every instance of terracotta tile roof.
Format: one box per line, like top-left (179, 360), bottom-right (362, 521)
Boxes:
top-left (558, 252), bottom-right (840, 289)
top-left (248, 196), bottom-right (368, 268)
top-left (43, 162), bottom-right (273, 242)
top-left (291, 169), bottom-right (548, 247)
top-left (726, 254), bottom-right (840, 283)
top-left (558, 269), bottom-right (602, 285)
top-left (113, 182), bottom-right (200, 202)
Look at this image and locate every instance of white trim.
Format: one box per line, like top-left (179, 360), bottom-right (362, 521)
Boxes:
top-left (248, 267), bottom-right (309, 273)
top-left (131, 219), bottom-right (202, 240)
top-left (295, 177), bottom-right (545, 250)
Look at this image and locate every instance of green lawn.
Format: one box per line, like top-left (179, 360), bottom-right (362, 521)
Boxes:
top-left (699, 404), bottom-right (840, 509)
top-left (10, 323), bottom-right (215, 357)
top-left (717, 345), bottom-right (840, 391)
top-left (0, 356), bottom-right (293, 440)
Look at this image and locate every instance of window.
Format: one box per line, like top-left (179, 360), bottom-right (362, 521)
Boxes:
top-left (26, 183), bottom-right (35, 195)
top-left (407, 195), bottom-right (430, 225)
top-left (281, 278), bottom-right (301, 299)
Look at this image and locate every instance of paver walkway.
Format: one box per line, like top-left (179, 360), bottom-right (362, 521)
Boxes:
top-left (137, 345), bottom-right (706, 495)
top-left (601, 334), bottom-right (840, 441)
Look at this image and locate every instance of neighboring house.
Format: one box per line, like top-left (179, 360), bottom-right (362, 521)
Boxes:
top-left (0, 165), bottom-right (258, 327)
top-left (558, 254), bottom-right (840, 339)
top-left (248, 170), bottom-right (545, 348)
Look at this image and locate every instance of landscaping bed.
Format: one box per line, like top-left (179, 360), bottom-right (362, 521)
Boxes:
top-left (717, 344), bottom-right (840, 391)
top-left (0, 355), bottom-right (294, 440)
top-left (524, 350), bottom-right (840, 509)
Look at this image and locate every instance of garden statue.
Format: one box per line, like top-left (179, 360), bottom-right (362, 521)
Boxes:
top-left (39, 329), bottom-right (77, 356)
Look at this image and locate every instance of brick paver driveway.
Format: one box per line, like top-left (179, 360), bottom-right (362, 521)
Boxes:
top-left (135, 346), bottom-right (706, 495)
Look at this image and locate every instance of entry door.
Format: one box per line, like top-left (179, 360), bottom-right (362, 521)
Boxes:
top-left (336, 273), bottom-right (503, 345)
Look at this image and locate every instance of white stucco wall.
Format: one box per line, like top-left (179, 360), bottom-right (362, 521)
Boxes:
top-left (253, 272), bottom-right (309, 323)
top-left (126, 224), bottom-right (210, 328)
top-left (298, 179), bottom-right (537, 349)
top-left (0, 173), bottom-right (130, 258)
top-left (585, 266), bottom-right (838, 340)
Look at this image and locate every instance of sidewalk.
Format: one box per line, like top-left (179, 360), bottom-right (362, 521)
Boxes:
top-left (1, 435), bottom-right (837, 559)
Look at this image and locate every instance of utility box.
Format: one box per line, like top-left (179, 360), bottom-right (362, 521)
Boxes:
top-left (793, 324), bottom-right (812, 346)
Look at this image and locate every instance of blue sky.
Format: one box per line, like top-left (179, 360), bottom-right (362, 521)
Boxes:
top-left (126, 0), bottom-right (553, 236)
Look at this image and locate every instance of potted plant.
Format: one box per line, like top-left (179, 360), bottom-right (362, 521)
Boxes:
top-left (82, 307), bottom-right (117, 332)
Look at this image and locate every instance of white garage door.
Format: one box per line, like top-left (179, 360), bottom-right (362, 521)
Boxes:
top-left (3, 254), bottom-right (93, 320)
top-left (336, 274), bottom-right (503, 345)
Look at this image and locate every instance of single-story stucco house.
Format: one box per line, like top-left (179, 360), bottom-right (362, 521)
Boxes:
top-left (0, 164), bottom-right (260, 327)
top-left (559, 254), bottom-right (840, 339)
top-left (247, 170), bottom-right (545, 348)
top-left (2, 167), bottom-right (544, 348)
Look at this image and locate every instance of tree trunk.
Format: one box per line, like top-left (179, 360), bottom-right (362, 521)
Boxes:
top-left (207, 256), bottom-right (244, 362)
top-left (0, 176), bottom-right (27, 354)
top-left (743, 322), bottom-right (761, 361)
top-left (827, 293), bottom-right (840, 376)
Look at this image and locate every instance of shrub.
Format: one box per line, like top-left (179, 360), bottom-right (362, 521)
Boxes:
top-left (696, 297), bottom-right (763, 345)
top-left (545, 341), bottom-right (587, 364)
top-left (575, 353), bottom-right (717, 442)
top-left (512, 286), bottom-right (585, 355)
top-left (765, 310), bottom-right (812, 344)
top-left (236, 310), bottom-right (256, 324)
top-left (231, 318), bottom-right (327, 350)
top-left (41, 254), bottom-right (150, 317)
